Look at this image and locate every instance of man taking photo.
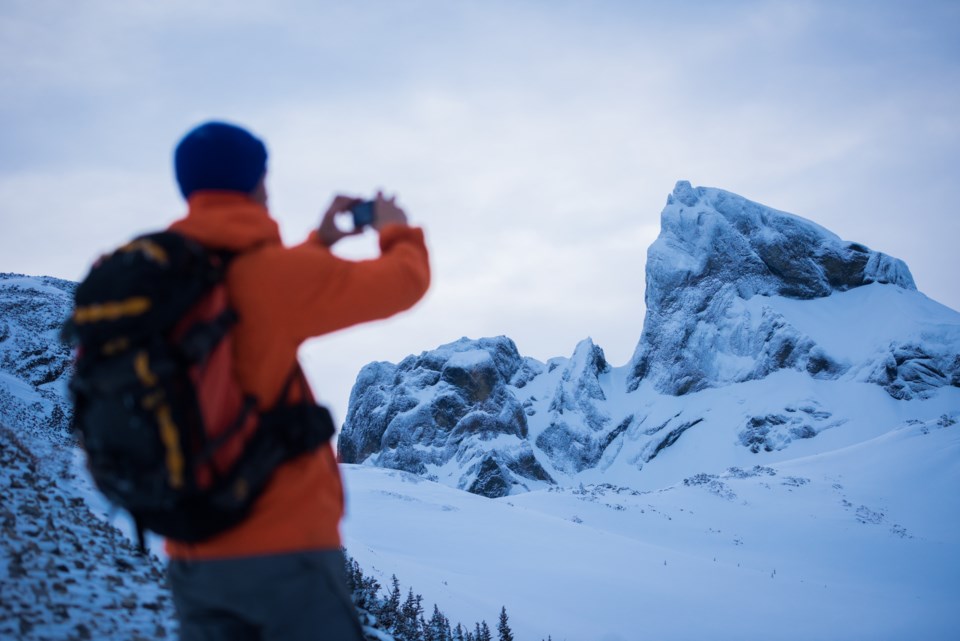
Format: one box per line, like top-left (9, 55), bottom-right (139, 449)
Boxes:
top-left (162, 120), bottom-right (431, 640)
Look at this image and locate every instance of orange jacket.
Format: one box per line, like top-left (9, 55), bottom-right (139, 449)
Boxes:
top-left (164, 191), bottom-right (430, 559)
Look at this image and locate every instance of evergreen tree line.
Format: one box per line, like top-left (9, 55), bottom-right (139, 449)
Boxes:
top-left (344, 550), bottom-right (544, 641)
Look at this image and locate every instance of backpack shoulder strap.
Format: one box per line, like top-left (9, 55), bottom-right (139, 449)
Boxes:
top-left (260, 366), bottom-right (336, 450)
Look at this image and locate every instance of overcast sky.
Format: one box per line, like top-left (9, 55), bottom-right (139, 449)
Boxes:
top-left (2, 0), bottom-right (958, 421)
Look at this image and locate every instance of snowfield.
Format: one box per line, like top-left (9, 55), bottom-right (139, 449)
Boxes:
top-left (343, 397), bottom-right (960, 640)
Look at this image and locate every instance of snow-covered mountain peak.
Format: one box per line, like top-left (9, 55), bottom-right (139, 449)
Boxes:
top-left (658, 180), bottom-right (915, 302)
top-left (628, 181), bottom-right (925, 395)
top-left (339, 182), bottom-right (959, 501)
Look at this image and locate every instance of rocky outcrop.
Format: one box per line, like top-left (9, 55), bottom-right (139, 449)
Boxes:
top-left (738, 401), bottom-right (845, 453)
top-left (865, 340), bottom-right (960, 400)
top-left (626, 181), bottom-right (915, 395)
top-left (534, 338), bottom-right (613, 473)
top-left (339, 337), bottom-right (554, 497)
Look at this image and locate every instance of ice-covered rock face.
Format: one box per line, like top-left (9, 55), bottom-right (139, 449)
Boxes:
top-left (338, 336), bottom-right (555, 497)
top-left (627, 181), bottom-right (918, 395)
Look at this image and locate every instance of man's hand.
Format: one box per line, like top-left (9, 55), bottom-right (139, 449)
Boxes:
top-left (317, 195), bottom-right (364, 248)
top-left (317, 191), bottom-right (410, 248)
top-left (373, 191), bottom-right (409, 230)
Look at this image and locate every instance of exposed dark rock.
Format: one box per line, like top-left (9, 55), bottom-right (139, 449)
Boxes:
top-left (738, 403), bottom-right (841, 453)
top-left (466, 455), bottom-right (511, 498)
top-left (648, 419), bottom-right (703, 461)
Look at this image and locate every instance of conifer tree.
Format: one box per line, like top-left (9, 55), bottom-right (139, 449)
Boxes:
top-left (340, 553), bottom-right (530, 641)
top-left (420, 613), bottom-right (431, 641)
top-left (344, 555), bottom-right (381, 612)
top-left (479, 620), bottom-right (493, 641)
top-left (399, 587), bottom-right (424, 639)
top-left (426, 604), bottom-right (450, 641)
top-left (379, 574), bottom-right (402, 631)
top-left (497, 606), bottom-right (514, 641)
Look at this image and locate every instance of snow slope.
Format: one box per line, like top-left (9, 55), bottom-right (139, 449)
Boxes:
top-left (343, 404), bottom-right (960, 641)
top-left (0, 424), bottom-right (175, 640)
top-left (335, 183), bottom-right (960, 638)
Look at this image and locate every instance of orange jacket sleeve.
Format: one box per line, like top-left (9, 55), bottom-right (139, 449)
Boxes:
top-left (276, 224), bottom-right (431, 342)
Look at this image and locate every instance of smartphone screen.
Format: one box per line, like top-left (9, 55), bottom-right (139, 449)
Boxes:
top-left (351, 201), bottom-right (375, 228)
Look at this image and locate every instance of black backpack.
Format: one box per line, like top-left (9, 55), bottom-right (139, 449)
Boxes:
top-left (64, 231), bottom-right (335, 550)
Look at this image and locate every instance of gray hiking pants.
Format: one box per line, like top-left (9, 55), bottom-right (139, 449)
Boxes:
top-left (168, 548), bottom-right (366, 641)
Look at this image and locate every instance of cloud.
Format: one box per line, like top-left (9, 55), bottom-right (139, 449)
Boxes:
top-left (0, 167), bottom-right (179, 280)
top-left (1, 0), bottom-right (958, 422)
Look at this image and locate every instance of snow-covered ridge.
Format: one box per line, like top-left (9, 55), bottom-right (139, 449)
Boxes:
top-left (339, 182), bottom-right (960, 497)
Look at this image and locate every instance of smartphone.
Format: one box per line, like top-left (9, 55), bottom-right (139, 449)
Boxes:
top-left (350, 200), bottom-right (376, 229)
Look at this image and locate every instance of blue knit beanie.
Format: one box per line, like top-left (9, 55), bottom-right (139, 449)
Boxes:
top-left (174, 121), bottom-right (268, 199)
